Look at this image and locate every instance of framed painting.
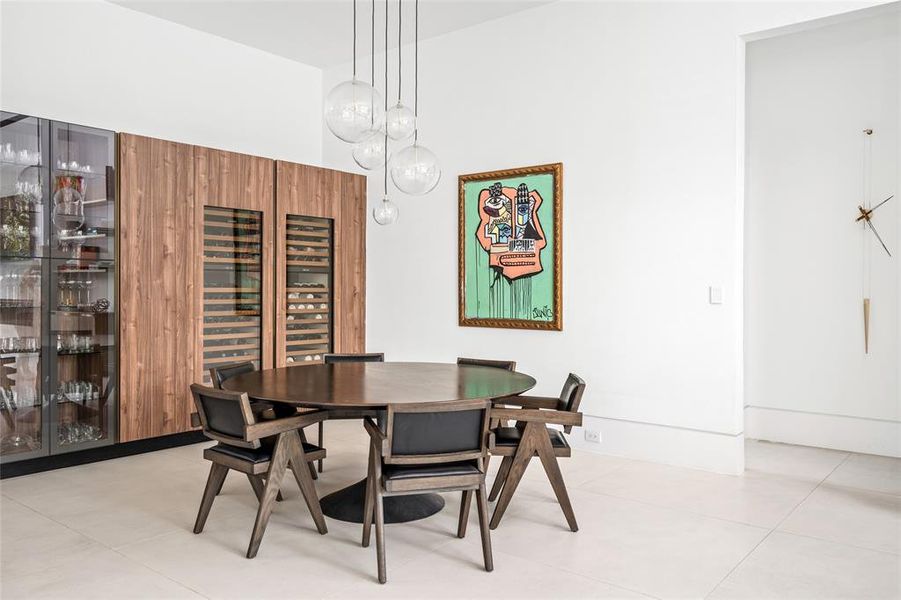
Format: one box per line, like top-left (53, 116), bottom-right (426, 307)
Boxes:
top-left (458, 163), bottom-right (562, 331)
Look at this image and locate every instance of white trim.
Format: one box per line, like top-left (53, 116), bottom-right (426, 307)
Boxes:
top-left (745, 406), bottom-right (901, 457)
top-left (572, 415), bottom-right (745, 475)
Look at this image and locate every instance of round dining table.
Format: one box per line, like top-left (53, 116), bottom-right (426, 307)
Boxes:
top-left (222, 361), bottom-right (536, 523)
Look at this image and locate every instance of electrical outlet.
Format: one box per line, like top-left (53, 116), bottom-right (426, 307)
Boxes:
top-left (584, 429), bottom-right (600, 443)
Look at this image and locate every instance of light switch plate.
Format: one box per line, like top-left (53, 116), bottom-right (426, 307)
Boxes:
top-left (709, 286), bottom-right (724, 305)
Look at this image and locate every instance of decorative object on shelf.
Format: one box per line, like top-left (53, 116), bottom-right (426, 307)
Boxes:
top-left (856, 128), bottom-right (894, 354)
top-left (458, 163), bottom-right (563, 331)
top-left (324, 0), bottom-right (384, 143)
top-left (51, 174), bottom-right (85, 251)
top-left (91, 297), bottom-right (110, 313)
top-left (0, 386), bottom-right (37, 452)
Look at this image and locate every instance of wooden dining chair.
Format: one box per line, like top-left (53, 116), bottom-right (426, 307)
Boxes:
top-left (456, 357), bottom-right (517, 429)
top-left (361, 399), bottom-right (495, 584)
top-left (486, 373), bottom-right (585, 532)
top-left (209, 361), bottom-right (321, 484)
top-left (456, 357), bottom-right (517, 371)
top-left (318, 352), bottom-right (385, 473)
top-left (190, 384), bottom-right (328, 558)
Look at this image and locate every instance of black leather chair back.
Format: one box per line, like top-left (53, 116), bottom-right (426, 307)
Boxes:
top-left (557, 373), bottom-right (586, 433)
top-left (190, 384), bottom-right (258, 449)
top-left (385, 399), bottom-right (491, 463)
top-left (324, 353), bottom-right (385, 363)
top-left (209, 361), bottom-right (256, 389)
top-left (456, 357), bottom-right (517, 371)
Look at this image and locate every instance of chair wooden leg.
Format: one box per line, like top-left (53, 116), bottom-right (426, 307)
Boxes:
top-left (246, 433), bottom-right (291, 558)
top-left (214, 469), bottom-right (228, 496)
top-left (457, 490), bottom-right (473, 538)
top-left (194, 463), bottom-right (228, 534)
top-left (247, 474), bottom-right (265, 502)
top-left (490, 424), bottom-right (537, 530)
top-left (475, 483), bottom-right (494, 571)
top-left (318, 421), bottom-right (324, 473)
top-left (299, 429), bottom-right (319, 480)
top-left (374, 484), bottom-right (386, 584)
top-left (362, 444), bottom-right (376, 547)
top-left (488, 456), bottom-right (513, 502)
top-left (286, 430), bottom-right (328, 535)
top-left (534, 429), bottom-right (578, 532)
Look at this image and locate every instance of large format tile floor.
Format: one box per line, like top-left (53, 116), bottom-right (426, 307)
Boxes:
top-left (1, 422), bottom-right (899, 599)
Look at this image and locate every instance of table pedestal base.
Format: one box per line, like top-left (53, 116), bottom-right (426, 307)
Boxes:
top-left (320, 479), bottom-right (445, 524)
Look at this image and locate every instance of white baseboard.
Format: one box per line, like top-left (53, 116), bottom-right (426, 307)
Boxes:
top-left (745, 406), bottom-right (901, 457)
top-left (571, 415), bottom-right (745, 475)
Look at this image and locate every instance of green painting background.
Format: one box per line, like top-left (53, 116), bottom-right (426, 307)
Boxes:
top-left (463, 173), bottom-right (555, 321)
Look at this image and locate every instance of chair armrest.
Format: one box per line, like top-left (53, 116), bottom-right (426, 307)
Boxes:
top-left (493, 395), bottom-right (559, 410)
top-left (244, 410), bottom-right (328, 442)
top-left (486, 431), bottom-right (496, 451)
top-left (363, 418), bottom-right (388, 456)
top-left (190, 412), bottom-right (201, 428)
top-left (490, 407), bottom-right (582, 427)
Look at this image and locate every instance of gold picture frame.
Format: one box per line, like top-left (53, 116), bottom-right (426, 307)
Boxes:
top-left (458, 163), bottom-right (562, 331)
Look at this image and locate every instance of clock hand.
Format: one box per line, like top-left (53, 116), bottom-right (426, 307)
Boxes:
top-left (870, 194), bottom-right (894, 213)
top-left (866, 219), bottom-right (892, 257)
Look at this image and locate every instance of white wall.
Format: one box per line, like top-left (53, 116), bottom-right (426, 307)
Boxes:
top-left (323, 0), bottom-right (892, 474)
top-left (745, 13), bottom-right (900, 456)
top-left (0, 0), bottom-right (322, 164)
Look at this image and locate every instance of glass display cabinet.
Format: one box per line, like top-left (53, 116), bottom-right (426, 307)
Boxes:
top-left (202, 207), bottom-right (263, 383)
top-left (0, 112), bottom-right (116, 463)
top-left (283, 215), bottom-right (332, 365)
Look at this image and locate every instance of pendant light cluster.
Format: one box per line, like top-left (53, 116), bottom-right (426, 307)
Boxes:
top-left (324, 0), bottom-right (440, 226)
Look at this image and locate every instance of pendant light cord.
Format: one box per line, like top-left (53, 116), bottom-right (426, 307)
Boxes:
top-left (352, 0), bottom-right (357, 79)
top-left (371, 0), bottom-right (375, 85)
top-left (383, 0), bottom-right (389, 196)
top-left (414, 0), bottom-right (419, 142)
top-left (397, 0), bottom-right (403, 102)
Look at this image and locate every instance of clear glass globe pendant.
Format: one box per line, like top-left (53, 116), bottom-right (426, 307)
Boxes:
top-left (390, 141), bottom-right (441, 195)
top-left (385, 102), bottom-right (415, 140)
top-left (352, 130), bottom-right (388, 170)
top-left (324, 78), bottom-right (385, 143)
top-left (373, 194), bottom-right (399, 226)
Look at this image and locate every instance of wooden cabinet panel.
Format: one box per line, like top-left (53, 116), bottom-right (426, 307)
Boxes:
top-left (120, 139), bottom-right (362, 440)
top-left (275, 162), bottom-right (365, 366)
top-left (119, 133), bottom-right (198, 442)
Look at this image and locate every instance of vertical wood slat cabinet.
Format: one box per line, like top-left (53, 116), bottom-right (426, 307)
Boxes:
top-left (119, 138), bottom-right (363, 442)
top-left (118, 134), bottom-right (197, 442)
top-left (194, 148), bottom-right (275, 382)
top-left (275, 162), bottom-right (365, 366)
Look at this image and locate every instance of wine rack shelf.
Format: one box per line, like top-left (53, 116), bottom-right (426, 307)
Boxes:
top-left (283, 215), bottom-right (332, 365)
top-left (202, 206), bottom-right (263, 382)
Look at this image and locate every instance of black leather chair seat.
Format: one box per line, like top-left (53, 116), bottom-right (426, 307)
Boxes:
top-left (382, 460), bottom-right (481, 481)
top-left (495, 426), bottom-right (568, 448)
top-left (210, 441), bottom-right (323, 464)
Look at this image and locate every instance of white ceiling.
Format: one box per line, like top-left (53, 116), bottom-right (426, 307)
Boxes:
top-left (111, 0), bottom-right (555, 68)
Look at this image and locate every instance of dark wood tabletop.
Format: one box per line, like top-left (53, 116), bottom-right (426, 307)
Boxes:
top-left (220, 361), bottom-right (536, 408)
